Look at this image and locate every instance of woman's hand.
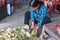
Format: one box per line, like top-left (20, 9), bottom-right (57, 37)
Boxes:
top-left (31, 22), bottom-right (35, 29)
top-left (30, 22), bottom-right (34, 33)
top-left (36, 24), bottom-right (39, 35)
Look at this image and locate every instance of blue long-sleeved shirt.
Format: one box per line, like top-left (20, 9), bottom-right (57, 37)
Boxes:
top-left (30, 4), bottom-right (50, 27)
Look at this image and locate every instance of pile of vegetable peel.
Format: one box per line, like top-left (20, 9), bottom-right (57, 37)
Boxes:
top-left (0, 27), bottom-right (40, 40)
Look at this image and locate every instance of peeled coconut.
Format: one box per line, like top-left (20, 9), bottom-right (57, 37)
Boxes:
top-left (26, 32), bottom-right (30, 38)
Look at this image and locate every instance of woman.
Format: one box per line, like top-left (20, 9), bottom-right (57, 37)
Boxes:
top-left (24, 0), bottom-right (51, 36)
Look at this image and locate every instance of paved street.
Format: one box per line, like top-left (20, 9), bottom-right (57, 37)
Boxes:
top-left (0, 3), bottom-right (29, 29)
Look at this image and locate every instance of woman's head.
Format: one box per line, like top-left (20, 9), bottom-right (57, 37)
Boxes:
top-left (30, 0), bottom-right (44, 11)
top-left (30, 0), bottom-right (40, 10)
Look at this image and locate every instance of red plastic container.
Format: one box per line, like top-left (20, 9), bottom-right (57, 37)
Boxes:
top-left (56, 25), bottom-right (60, 35)
top-left (56, 25), bottom-right (60, 30)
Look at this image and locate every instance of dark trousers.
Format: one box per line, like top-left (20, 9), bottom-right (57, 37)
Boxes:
top-left (24, 11), bottom-right (51, 25)
top-left (24, 11), bottom-right (30, 25)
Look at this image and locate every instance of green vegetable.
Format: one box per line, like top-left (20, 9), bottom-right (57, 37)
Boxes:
top-left (0, 27), bottom-right (40, 40)
top-left (0, 37), bottom-right (7, 40)
top-left (31, 30), bottom-right (35, 37)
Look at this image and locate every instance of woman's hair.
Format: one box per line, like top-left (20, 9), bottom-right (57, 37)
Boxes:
top-left (30, 0), bottom-right (44, 7)
top-left (29, 0), bottom-right (34, 6)
top-left (30, 0), bottom-right (39, 7)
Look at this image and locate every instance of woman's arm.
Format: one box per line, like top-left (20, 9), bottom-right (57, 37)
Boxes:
top-left (30, 8), bottom-right (35, 29)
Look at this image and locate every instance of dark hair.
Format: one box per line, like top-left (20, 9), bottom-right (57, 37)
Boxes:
top-left (30, 0), bottom-right (39, 7)
top-left (29, 0), bottom-right (33, 6)
top-left (30, 0), bottom-right (44, 7)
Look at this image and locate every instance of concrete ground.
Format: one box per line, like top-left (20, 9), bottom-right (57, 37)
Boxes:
top-left (0, 3), bottom-right (29, 29)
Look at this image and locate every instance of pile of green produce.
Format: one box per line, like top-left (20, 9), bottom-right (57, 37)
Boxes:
top-left (0, 27), bottom-right (40, 40)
